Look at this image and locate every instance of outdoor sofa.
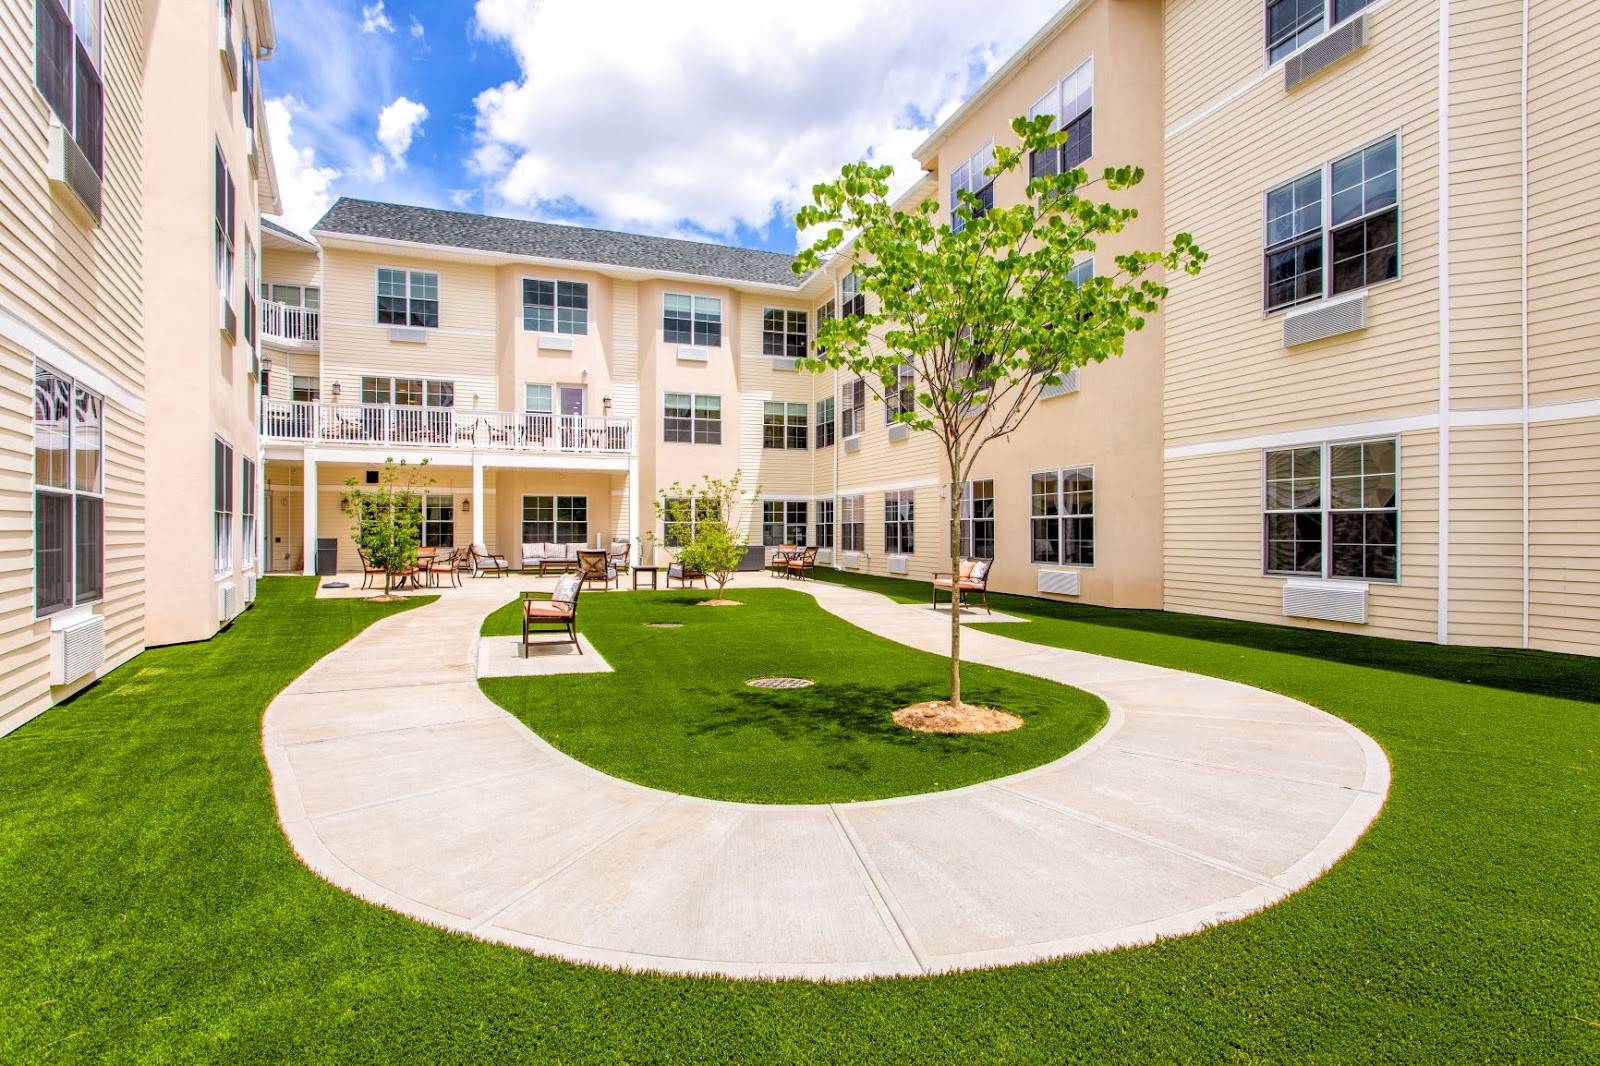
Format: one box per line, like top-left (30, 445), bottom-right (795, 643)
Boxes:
top-left (519, 542), bottom-right (592, 575)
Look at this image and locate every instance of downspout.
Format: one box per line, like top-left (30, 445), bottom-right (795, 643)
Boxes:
top-left (1520, 0), bottom-right (1531, 648)
top-left (1436, 0), bottom-right (1452, 645)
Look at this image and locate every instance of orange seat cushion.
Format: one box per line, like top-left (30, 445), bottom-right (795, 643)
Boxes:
top-left (524, 603), bottom-right (573, 620)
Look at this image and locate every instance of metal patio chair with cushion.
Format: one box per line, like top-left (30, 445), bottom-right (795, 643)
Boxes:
top-left (522, 577), bottom-right (582, 655)
top-left (782, 545), bottom-right (819, 581)
top-left (577, 549), bottom-right (618, 590)
top-left (357, 548), bottom-right (386, 590)
top-left (471, 543), bottom-right (509, 577)
top-left (767, 544), bottom-right (799, 576)
top-left (427, 547), bottom-right (464, 588)
top-left (666, 557), bottom-right (708, 588)
top-left (607, 540), bottom-right (631, 576)
top-left (932, 557), bottom-right (994, 614)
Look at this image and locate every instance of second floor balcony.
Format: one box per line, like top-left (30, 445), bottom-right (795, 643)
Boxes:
top-left (260, 299), bottom-right (320, 347)
top-left (262, 399), bottom-right (636, 455)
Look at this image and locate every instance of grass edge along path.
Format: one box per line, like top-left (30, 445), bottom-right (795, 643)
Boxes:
top-left (0, 574), bottom-right (1594, 1063)
top-left (477, 586), bottom-right (1107, 804)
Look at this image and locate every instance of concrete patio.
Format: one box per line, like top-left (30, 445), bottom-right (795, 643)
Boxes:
top-left (262, 573), bottom-right (1389, 981)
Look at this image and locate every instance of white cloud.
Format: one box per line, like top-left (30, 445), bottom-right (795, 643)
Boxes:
top-left (265, 95), bottom-right (341, 234)
top-left (409, 15), bottom-right (425, 38)
top-left (469, 0), bottom-right (1061, 240)
top-left (376, 96), bottom-right (429, 170)
top-left (360, 2), bottom-right (395, 34)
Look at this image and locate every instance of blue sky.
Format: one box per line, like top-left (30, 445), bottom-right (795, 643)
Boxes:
top-left (263, 0), bottom-right (1065, 253)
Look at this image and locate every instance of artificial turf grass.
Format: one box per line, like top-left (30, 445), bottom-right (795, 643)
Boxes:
top-left (1, 576), bottom-right (1596, 1064)
top-left (476, 587), bottom-right (1107, 803)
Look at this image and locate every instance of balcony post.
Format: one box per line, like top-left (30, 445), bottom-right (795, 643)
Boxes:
top-left (471, 455), bottom-right (485, 549)
top-left (627, 451), bottom-right (640, 558)
top-left (302, 453), bottom-right (318, 576)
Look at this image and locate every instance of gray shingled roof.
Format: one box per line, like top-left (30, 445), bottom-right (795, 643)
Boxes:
top-left (313, 198), bottom-right (808, 288)
top-left (261, 216), bottom-right (318, 248)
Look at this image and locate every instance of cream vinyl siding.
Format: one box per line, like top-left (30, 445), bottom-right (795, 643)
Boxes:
top-left (1162, 0), bottom-right (1440, 446)
top-left (1445, 425), bottom-right (1522, 645)
top-left (262, 247), bottom-right (323, 290)
top-left (266, 349), bottom-right (321, 404)
top-left (1528, 419), bottom-right (1600, 654)
top-left (1445, 0), bottom-right (1525, 408)
top-left (609, 280), bottom-right (640, 420)
top-left (1163, 432), bottom-right (1438, 641)
top-left (1163, 0), bottom-right (1276, 135)
top-left (319, 250), bottom-right (498, 410)
top-left (1526, 0), bottom-right (1600, 407)
top-left (738, 299), bottom-right (817, 503)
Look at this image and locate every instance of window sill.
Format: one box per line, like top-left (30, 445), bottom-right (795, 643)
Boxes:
top-left (43, 602), bottom-right (100, 629)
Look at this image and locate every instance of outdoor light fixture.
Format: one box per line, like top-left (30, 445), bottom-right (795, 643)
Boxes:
top-left (461, 498), bottom-right (471, 513)
top-left (260, 357), bottom-right (273, 374)
top-left (602, 396), bottom-right (612, 414)
top-left (339, 497), bottom-right (350, 514)
top-left (330, 381), bottom-right (342, 401)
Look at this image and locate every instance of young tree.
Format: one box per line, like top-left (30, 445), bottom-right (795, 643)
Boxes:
top-left (794, 114), bottom-right (1205, 711)
top-left (344, 458), bottom-right (433, 600)
top-left (652, 471), bottom-right (757, 602)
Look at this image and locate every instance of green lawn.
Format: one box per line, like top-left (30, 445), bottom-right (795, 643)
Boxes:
top-left (476, 587), bottom-right (1105, 803)
top-left (0, 575), bottom-right (1595, 1063)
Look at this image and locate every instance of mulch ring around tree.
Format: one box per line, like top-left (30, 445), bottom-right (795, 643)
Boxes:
top-left (893, 701), bottom-right (1024, 734)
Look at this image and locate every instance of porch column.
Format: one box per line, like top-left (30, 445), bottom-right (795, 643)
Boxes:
top-left (627, 452), bottom-right (640, 556)
top-left (471, 455), bottom-right (485, 548)
top-left (302, 450), bottom-right (318, 576)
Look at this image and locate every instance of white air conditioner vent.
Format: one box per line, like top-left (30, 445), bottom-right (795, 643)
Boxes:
top-left (47, 123), bottom-right (102, 225)
top-left (1282, 579), bottom-right (1368, 623)
top-left (887, 555), bottom-right (909, 575)
top-left (1285, 13), bottom-right (1367, 90)
top-left (676, 346), bottom-right (709, 363)
top-left (844, 436), bottom-right (861, 454)
top-left (1283, 292), bottom-right (1366, 347)
top-left (770, 356), bottom-right (798, 372)
top-left (51, 615), bottom-right (106, 685)
top-left (219, 583), bottom-right (240, 624)
top-left (1037, 569), bottom-right (1081, 596)
top-left (388, 327), bottom-right (428, 344)
top-left (1040, 366), bottom-right (1080, 400)
top-left (887, 423), bottom-right (910, 442)
top-left (841, 551), bottom-right (862, 569)
top-left (245, 573), bottom-right (257, 604)
top-left (538, 335), bottom-right (574, 351)
top-left (814, 548), bottom-right (832, 565)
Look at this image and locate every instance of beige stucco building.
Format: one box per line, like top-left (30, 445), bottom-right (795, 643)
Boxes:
top-left (0, 0), bottom-right (278, 736)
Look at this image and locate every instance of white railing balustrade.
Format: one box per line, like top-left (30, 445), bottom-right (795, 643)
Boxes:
top-left (259, 300), bottom-right (320, 344)
top-left (261, 399), bottom-right (636, 454)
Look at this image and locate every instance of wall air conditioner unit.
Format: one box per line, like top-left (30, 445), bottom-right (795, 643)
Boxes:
top-left (47, 123), bottom-right (102, 225)
top-left (1037, 569), bottom-right (1081, 596)
top-left (51, 614), bottom-right (106, 685)
top-left (1283, 292), bottom-right (1366, 347)
top-left (1282, 579), bottom-right (1368, 623)
top-left (538, 335), bottom-right (574, 351)
top-left (1285, 13), bottom-right (1367, 90)
top-left (840, 551), bottom-right (862, 569)
top-left (219, 583), bottom-right (240, 624)
top-left (219, 13), bottom-right (238, 88)
top-left (219, 291), bottom-right (237, 340)
top-left (887, 423), bottom-right (909, 442)
top-left (245, 573), bottom-right (257, 604)
top-left (886, 555), bottom-right (909, 575)
top-left (814, 549), bottom-right (832, 565)
top-left (1039, 366), bottom-right (1080, 400)
top-left (676, 346), bottom-right (709, 363)
top-left (245, 133), bottom-right (257, 177)
top-left (771, 356), bottom-right (798, 372)
top-left (844, 436), bottom-right (861, 454)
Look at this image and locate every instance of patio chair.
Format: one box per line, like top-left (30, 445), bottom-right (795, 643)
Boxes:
top-left (932, 557), bottom-right (993, 614)
top-left (471, 543), bottom-right (509, 578)
top-left (357, 548), bottom-right (386, 590)
top-left (666, 561), bottom-right (708, 588)
top-left (427, 547), bottom-right (463, 588)
top-left (782, 545), bottom-right (820, 581)
top-left (522, 577), bottom-right (582, 655)
top-left (606, 540), bottom-right (631, 575)
top-left (577, 549), bottom-right (618, 590)
top-left (767, 544), bottom-right (798, 576)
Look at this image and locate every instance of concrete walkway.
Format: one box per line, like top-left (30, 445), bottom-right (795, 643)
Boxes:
top-left (263, 575), bottom-right (1389, 981)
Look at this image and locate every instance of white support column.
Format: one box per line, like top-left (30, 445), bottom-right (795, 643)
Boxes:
top-left (627, 452), bottom-right (640, 560)
top-left (302, 451), bottom-right (318, 576)
top-left (471, 456), bottom-right (485, 548)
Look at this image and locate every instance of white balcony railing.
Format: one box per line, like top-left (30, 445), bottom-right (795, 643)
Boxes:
top-left (262, 399), bottom-right (636, 455)
top-left (259, 299), bottom-right (319, 345)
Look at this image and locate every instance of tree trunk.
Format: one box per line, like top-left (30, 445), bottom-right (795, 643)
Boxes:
top-left (948, 477), bottom-right (963, 709)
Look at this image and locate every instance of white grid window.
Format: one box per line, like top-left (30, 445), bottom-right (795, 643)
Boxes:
top-left (763, 402), bottom-right (808, 449)
top-left (214, 437), bottom-right (234, 577)
top-left (949, 142), bottom-right (996, 232)
top-left (1267, 0), bottom-right (1372, 63)
top-left (884, 491), bottom-right (915, 555)
top-left (762, 501), bottom-right (809, 546)
top-left (34, 364), bottom-right (104, 615)
top-left (376, 268), bottom-right (439, 328)
top-left (663, 393), bottom-right (721, 445)
top-left (960, 480), bottom-right (995, 559)
top-left (762, 309), bottom-right (808, 358)
top-left (664, 294), bottom-right (721, 346)
top-left (522, 495), bottom-right (588, 545)
top-left (884, 366), bottom-right (915, 424)
top-left (241, 458), bottom-right (256, 569)
top-left (814, 499), bottom-right (835, 549)
top-left (840, 495), bottom-right (865, 552)
top-left (523, 279), bottom-right (588, 334)
top-left (1264, 438), bottom-right (1397, 581)
top-left (1031, 467), bottom-right (1094, 566)
top-left (1028, 57), bottom-right (1093, 179)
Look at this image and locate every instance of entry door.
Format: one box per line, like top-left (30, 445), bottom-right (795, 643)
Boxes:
top-left (558, 386), bottom-right (586, 448)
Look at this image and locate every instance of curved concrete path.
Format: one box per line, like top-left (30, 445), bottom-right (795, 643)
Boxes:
top-left (263, 575), bottom-right (1389, 981)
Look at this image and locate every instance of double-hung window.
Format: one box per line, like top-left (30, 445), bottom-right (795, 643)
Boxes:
top-left (663, 393), bottom-right (721, 444)
top-left (1264, 134), bottom-right (1398, 312)
top-left (214, 437), bottom-right (234, 576)
top-left (762, 309), bottom-right (808, 358)
top-left (242, 232), bottom-right (257, 348)
top-left (815, 397), bottom-right (836, 448)
top-left (1031, 466), bottom-right (1094, 566)
top-left (521, 495), bottom-right (588, 545)
top-left (840, 273), bottom-right (865, 318)
top-left (523, 279), bottom-right (588, 334)
top-left (1264, 438), bottom-right (1397, 580)
top-left (215, 145), bottom-right (236, 306)
top-left (291, 376), bottom-right (319, 402)
top-left (661, 496), bottom-right (719, 547)
top-left (763, 402), bottom-right (807, 449)
top-left (960, 480), bottom-right (996, 559)
top-left (241, 458), bottom-right (256, 569)
top-left (420, 494), bottom-right (454, 548)
top-left (664, 294), bottom-right (721, 346)
top-left (885, 366), bottom-right (915, 423)
top-left (241, 24), bottom-right (255, 130)
top-left (269, 283), bottom-right (320, 309)
top-left (815, 298), bottom-right (835, 355)
top-left (34, 364), bottom-right (103, 615)
top-left (840, 495), bottom-right (865, 553)
top-left (762, 501), bottom-right (808, 546)
top-left (376, 268), bottom-right (439, 328)
top-left (1028, 57), bottom-right (1093, 179)
top-left (840, 376), bottom-right (866, 438)
top-left (949, 142), bottom-right (996, 232)
top-left (884, 491), bottom-right (915, 555)
top-left (34, 0), bottom-right (104, 177)
top-left (1267, 0), bottom-right (1371, 63)
top-left (814, 499), bottom-right (835, 549)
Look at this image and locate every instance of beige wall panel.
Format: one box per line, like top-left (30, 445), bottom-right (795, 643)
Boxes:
top-left (1163, 0), bottom-right (1271, 134)
top-left (1163, 0), bottom-right (1440, 446)
top-left (262, 247), bottom-right (323, 290)
top-left (494, 468), bottom-right (618, 568)
top-left (1528, 419), bottom-right (1600, 653)
top-left (1445, 425), bottom-right (1522, 645)
top-left (609, 280), bottom-right (640, 419)
top-left (1526, 4), bottom-right (1600, 407)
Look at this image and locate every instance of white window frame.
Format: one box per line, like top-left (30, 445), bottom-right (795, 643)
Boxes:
top-left (663, 293), bottom-right (722, 346)
top-left (839, 376), bottom-right (866, 439)
top-left (662, 392), bottom-right (722, 445)
top-left (1266, 0), bottom-right (1373, 66)
top-left (815, 396), bottom-right (836, 448)
top-left (34, 0), bottom-right (104, 176)
top-left (883, 490), bottom-right (915, 555)
top-left (839, 494), bottom-right (866, 553)
top-left (33, 362), bottom-right (104, 617)
top-left (761, 499), bottom-right (809, 547)
top-left (884, 366), bottom-right (915, 424)
top-left (660, 494), bottom-right (719, 547)
top-left (959, 479), bottom-right (995, 559)
top-left (1027, 56), bottom-right (1093, 179)
top-left (1263, 131), bottom-right (1401, 314)
top-left (375, 267), bottom-right (440, 328)
top-left (949, 141), bottom-right (996, 233)
top-left (1261, 436), bottom-right (1400, 582)
top-left (268, 283), bottom-right (320, 309)
top-left (762, 401), bottom-right (808, 449)
top-left (214, 437), bottom-right (234, 577)
top-left (521, 494), bottom-right (588, 546)
top-left (215, 143), bottom-right (235, 303)
top-left (1030, 465), bottom-right (1095, 567)
top-left (241, 457), bottom-right (257, 569)
top-left (762, 308), bottom-right (808, 358)
top-left (522, 278), bottom-right (589, 335)
top-left (814, 498), bottom-right (835, 549)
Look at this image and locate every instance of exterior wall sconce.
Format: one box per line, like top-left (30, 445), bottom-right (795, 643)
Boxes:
top-left (461, 498), bottom-right (471, 514)
top-left (339, 496), bottom-right (350, 514)
top-left (330, 381), bottom-right (342, 401)
top-left (602, 396), bottom-right (612, 415)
